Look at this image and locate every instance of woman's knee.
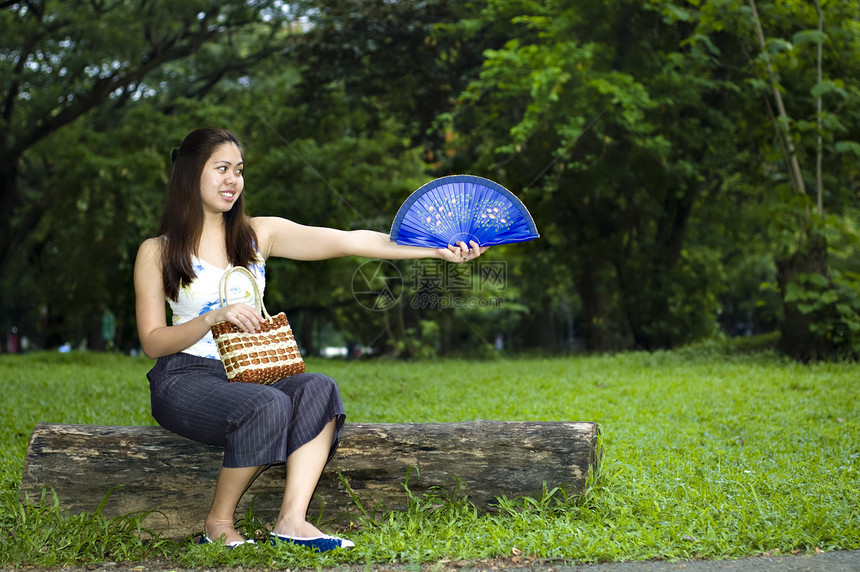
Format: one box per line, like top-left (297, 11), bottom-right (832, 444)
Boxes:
top-left (304, 373), bottom-right (339, 393)
top-left (277, 372), bottom-right (340, 398)
top-left (251, 388), bottom-right (292, 427)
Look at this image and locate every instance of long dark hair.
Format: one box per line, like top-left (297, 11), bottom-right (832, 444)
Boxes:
top-left (158, 127), bottom-right (258, 301)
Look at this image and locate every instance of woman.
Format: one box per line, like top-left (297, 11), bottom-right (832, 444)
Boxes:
top-left (134, 127), bottom-right (485, 551)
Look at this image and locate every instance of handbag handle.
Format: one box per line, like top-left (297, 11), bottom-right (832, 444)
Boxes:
top-left (218, 266), bottom-right (273, 321)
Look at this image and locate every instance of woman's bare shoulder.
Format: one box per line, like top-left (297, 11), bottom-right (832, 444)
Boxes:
top-left (136, 236), bottom-right (165, 264)
top-left (250, 216), bottom-right (298, 257)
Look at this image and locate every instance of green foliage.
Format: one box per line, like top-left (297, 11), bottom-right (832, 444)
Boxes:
top-left (2, 0), bottom-right (860, 359)
top-left (290, 0), bottom-right (478, 142)
top-left (663, 0), bottom-right (860, 360)
top-left (0, 0), bottom-right (298, 350)
top-left (2, 348), bottom-right (859, 566)
top-left (783, 269), bottom-right (860, 358)
top-left (446, 0), bottom-right (746, 350)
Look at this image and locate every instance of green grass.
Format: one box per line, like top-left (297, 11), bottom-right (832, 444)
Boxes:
top-left (1, 338), bottom-right (859, 567)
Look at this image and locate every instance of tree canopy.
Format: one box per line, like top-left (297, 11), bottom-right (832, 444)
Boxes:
top-left (1, 0), bottom-right (858, 360)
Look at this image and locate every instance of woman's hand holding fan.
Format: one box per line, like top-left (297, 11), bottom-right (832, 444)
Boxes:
top-left (438, 239), bottom-right (489, 264)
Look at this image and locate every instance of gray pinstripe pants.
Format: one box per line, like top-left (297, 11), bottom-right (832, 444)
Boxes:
top-left (147, 352), bottom-right (345, 468)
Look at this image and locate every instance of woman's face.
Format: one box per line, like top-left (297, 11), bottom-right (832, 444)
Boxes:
top-left (199, 142), bottom-right (244, 215)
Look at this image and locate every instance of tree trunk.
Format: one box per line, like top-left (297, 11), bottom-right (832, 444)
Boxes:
top-left (21, 420), bottom-right (600, 539)
top-left (577, 256), bottom-right (626, 352)
top-left (776, 234), bottom-right (830, 361)
top-left (519, 300), bottom-right (559, 352)
top-left (748, 0), bottom-right (807, 198)
top-left (0, 157), bottom-right (23, 278)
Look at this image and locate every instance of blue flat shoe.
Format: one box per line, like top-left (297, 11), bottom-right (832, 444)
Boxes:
top-left (199, 534), bottom-right (255, 548)
top-left (268, 532), bottom-right (355, 552)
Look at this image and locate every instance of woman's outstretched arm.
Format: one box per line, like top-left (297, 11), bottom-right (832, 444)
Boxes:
top-left (252, 217), bottom-right (488, 263)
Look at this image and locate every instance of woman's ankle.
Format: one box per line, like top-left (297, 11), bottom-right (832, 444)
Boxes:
top-left (204, 516), bottom-right (244, 543)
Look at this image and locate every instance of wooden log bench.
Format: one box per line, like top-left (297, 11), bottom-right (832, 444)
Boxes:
top-left (20, 420), bottom-right (600, 539)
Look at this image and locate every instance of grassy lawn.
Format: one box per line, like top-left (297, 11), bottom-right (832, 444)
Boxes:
top-left (1, 337), bottom-right (858, 568)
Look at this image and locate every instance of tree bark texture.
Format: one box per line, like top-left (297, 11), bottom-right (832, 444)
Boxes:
top-left (21, 420), bottom-right (600, 539)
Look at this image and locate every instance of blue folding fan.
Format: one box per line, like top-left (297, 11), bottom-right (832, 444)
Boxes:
top-left (389, 175), bottom-right (539, 248)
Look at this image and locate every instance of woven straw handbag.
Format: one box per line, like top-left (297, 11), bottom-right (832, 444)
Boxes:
top-left (211, 266), bottom-right (305, 384)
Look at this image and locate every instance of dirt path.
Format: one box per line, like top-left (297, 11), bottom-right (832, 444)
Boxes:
top-left (35, 549), bottom-right (860, 572)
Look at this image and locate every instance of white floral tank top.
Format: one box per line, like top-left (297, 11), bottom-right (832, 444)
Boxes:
top-left (168, 255), bottom-right (266, 359)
